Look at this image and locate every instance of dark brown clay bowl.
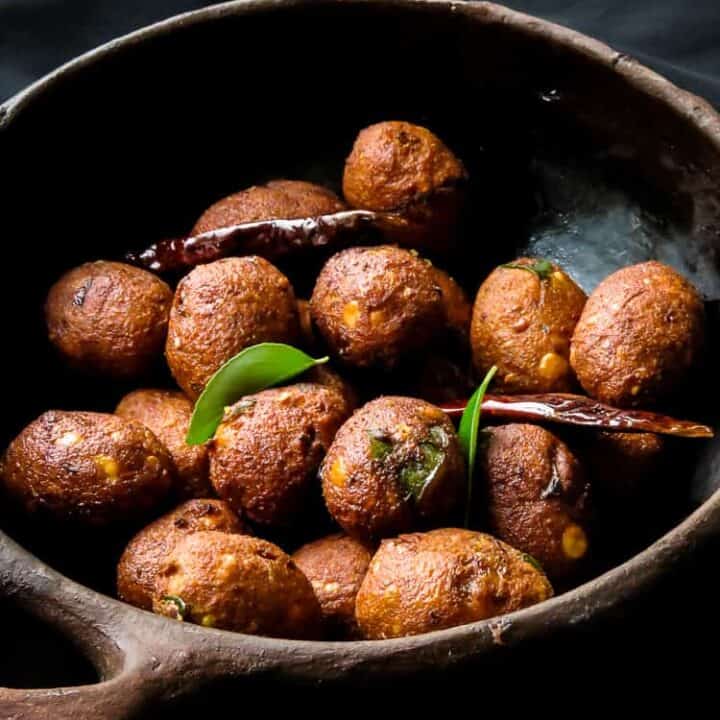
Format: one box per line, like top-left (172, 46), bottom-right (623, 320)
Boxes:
top-left (2, 0), bottom-right (720, 714)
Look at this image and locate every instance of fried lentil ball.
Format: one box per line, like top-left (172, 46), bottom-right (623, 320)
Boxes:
top-left (395, 265), bottom-right (472, 402)
top-left (471, 259), bottom-right (587, 393)
top-left (570, 261), bottom-right (704, 407)
top-left (292, 533), bottom-right (373, 638)
top-left (355, 528), bottom-right (553, 639)
top-left (320, 396), bottom-right (465, 543)
top-left (153, 531), bottom-right (322, 638)
top-left (310, 246), bottom-right (445, 369)
top-left (302, 364), bottom-right (359, 412)
top-left (210, 383), bottom-right (351, 528)
top-left (481, 424), bottom-right (591, 581)
top-left (45, 261), bottom-right (173, 378)
top-left (584, 431), bottom-right (664, 502)
top-left (2, 411), bottom-right (173, 525)
top-left (166, 256), bottom-right (300, 398)
top-left (429, 265), bottom-right (472, 344)
top-left (343, 121), bottom-right (467, 252)
top-left (116, 389), bottom-right (211, 500)
top-left (297, 298), bottom-right (317, 350)
top-left (192, 179), bottom-right (346, 235)
top-left (117, 499), bottom-right (247, 610)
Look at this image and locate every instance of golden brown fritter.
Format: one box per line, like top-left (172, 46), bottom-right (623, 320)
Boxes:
top-left (153, 531), bottom-right (322, 638)
top-left (570, 261), bottom-right (704, 407)
top-left (45, 261), bottom-right (173, 378)
top-left (398, 265), bottom-right (473, 402)
top-left (355, 528), bottom-right (553, 639)
top-left (116, 389), bottom-right (211, 500)
top-left (301, 365), bottom-right (359, 413)
top-left (429, 265), bottom-right (472, 344)
top-left (584, 431), bottom-right (664, 501)
top-left (2, 411), bottom-right (173, 525)
top-left (343, 121), bottom-right (467, 252)
top-left (310, 246), bottom-right (445, 369)
top-left (117, 498), bottom-right (247, 610)
top-left (292, 533), bottom-right (373, 639)
top-left (192, 179), bottom-right (346, 235)
top-left (165, 256), bottom-right (300, 398)
top-left (481, 424), bottom-right (591, 581)
top-left (320, 396), bottom-right (465, 543)
top-left (296, 298), bottom-right (317, 351)
top-left (210, 383), bottom-right (351, 528)
top-left (471, 259), bottom-right (587, 393)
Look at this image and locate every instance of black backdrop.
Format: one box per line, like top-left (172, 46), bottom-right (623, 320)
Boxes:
top-left (1, 0), bottom-right (719, 702)
top-left (2, 0), bottom-right (720, 107)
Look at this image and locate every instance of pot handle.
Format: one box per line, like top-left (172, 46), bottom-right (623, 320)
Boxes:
top-left (0, 681), bottom-right (153, 720)
top-left (0, 531), bottom-right (170, 719)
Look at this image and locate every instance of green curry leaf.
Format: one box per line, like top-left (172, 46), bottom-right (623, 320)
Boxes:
top-left (399, 442), bottom-right (446, 501)
top-left (459, 365), bottom-right (498, 527)
top-left (186, 343), bottom-right (328, 445)
top-left (500, 259), bottom-right (554, 280)
top-left (162, 595), bottom-right (188, 621)
top-left (522, 553), bottom-right (544, 573)
top-left (428, 424), bottom-right (449, 448)
top-left (368, 431), bottom-right (394, 461)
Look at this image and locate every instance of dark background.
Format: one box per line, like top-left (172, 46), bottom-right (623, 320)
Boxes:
top-left (2, 0), bottom-right (720, 105)
top-left (1, 0), bottom-right (719, 700)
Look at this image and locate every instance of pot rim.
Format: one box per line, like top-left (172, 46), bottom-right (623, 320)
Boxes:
top-left (1, 0), bottom-right (719, 668)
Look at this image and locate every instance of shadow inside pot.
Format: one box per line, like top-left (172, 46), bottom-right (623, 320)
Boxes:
top-left (0, 603), bottom-right (97, 689)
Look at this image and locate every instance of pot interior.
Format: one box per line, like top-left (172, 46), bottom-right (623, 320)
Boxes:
top-left (1, 0), bottom-right (719, 598)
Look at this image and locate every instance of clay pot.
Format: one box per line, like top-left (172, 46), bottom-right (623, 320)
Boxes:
top-left (1, 1), bottom-right (720, 715)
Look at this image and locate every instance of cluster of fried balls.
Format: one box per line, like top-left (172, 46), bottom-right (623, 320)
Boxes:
top-left (1, 121), bottom-right (705, 641)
